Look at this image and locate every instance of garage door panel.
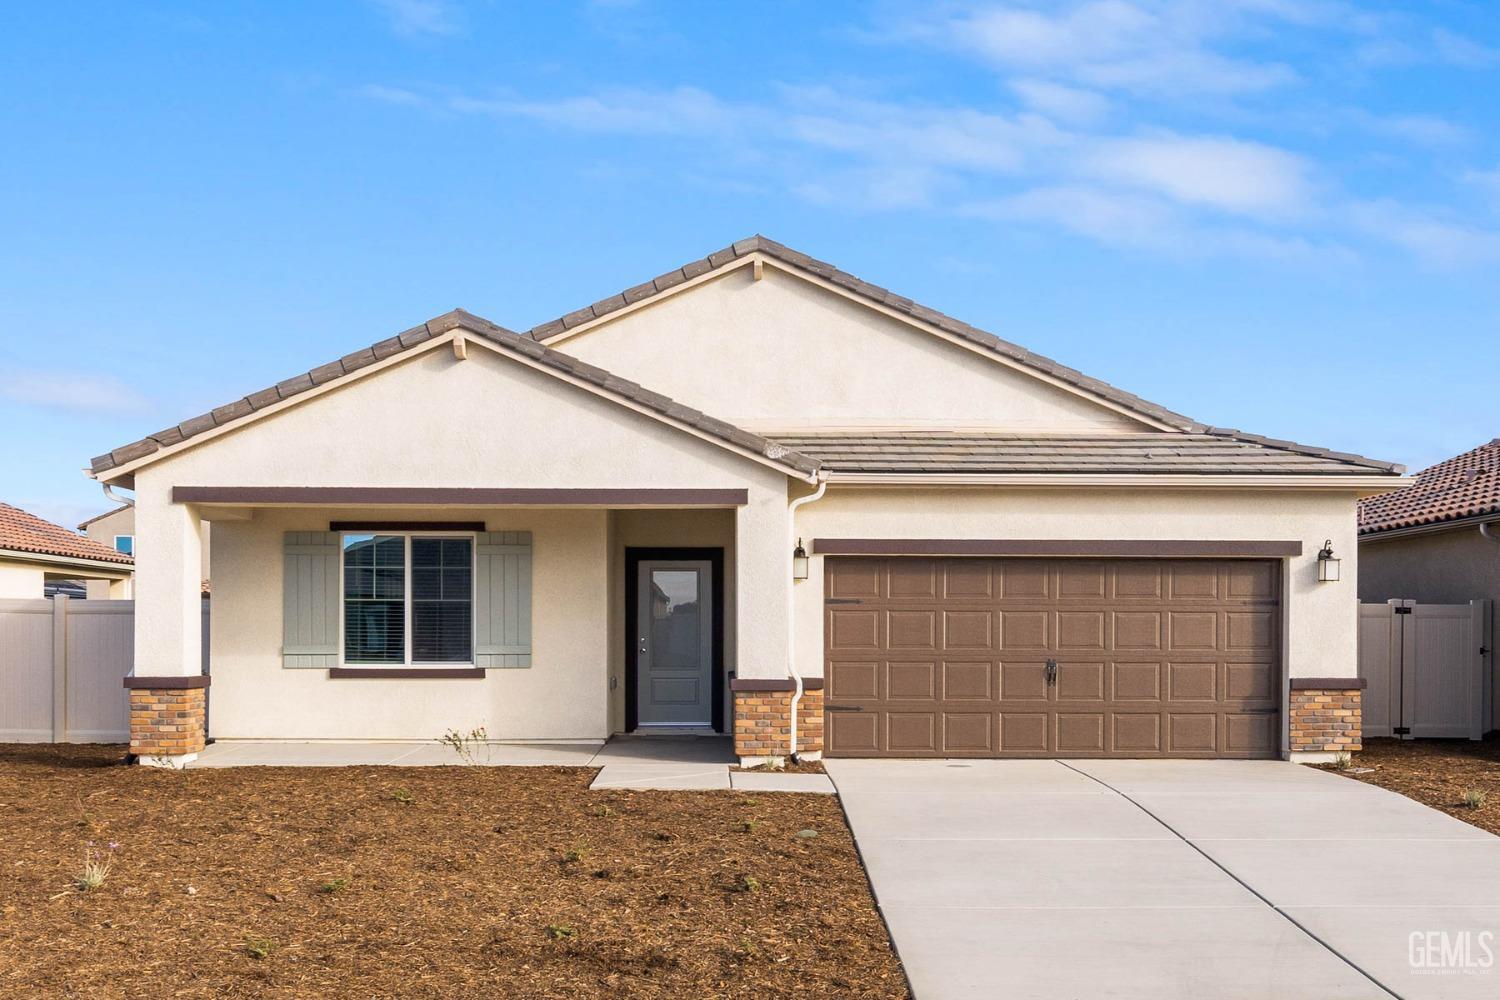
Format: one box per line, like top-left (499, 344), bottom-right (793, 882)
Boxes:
top-left (887, 713), bottom-right (937, 752)
top-left (943, 713), bottom-right (994, 753)
top-left (1000, 713), bottom-right (1049, 752)
top-left (888, 661), bottom-right (937, 700)
top-left (824, 557), bottom-right (1281, 759)
top-left (1056, 713), bottom-right (1106, 753)
top-left (1055, 662), bottom-right (1105, 701)
top-left (828, 660), bottom-right (880, 700)
top-left (942, 661), bottom-right (994, 700)
top-left (1113, 661), bottom-right (1162, 700)
top-left (1000, 611), bottom-right (1048, 648)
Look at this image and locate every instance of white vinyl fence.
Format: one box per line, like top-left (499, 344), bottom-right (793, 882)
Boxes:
top-left (0, 597), bottom-right (209, 743)
top-left (1359, 599), bottom-right (1492, 740)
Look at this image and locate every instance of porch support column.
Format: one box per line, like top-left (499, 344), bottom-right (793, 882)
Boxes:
top-left (733, 486), bottom-right (802, 762)
top-left (126, 487), bottom-right (208, 767)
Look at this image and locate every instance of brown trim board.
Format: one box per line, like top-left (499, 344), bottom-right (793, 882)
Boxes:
top-left (123, 675), bottom-right (211, 690)
top-left (1290, 677), bottom-right (1368, 690)
top-left (730, 678), bottom-right (825, 692)
top-left (328, 667), bottom-right (486, 679)
top-left (330, 521), bottom-right (487, 532)
top-left (175, 487), bottom-right (749, 506)
top-left (812, 538), bottom-right (1303, 558)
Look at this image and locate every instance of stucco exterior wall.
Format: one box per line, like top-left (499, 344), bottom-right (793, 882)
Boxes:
top-left (80, 505), bottom-right (209, 599)
top-left (790, 487), bottom-right (1363, 688)
top-left (125, 343), bottom-right (792, 739)
top-left (0, 561), bottom-right (44, 599)
top-left (1360, 526), bottom-right (1500, 729)
top-left (553, 266), bottom-right (1149, 433)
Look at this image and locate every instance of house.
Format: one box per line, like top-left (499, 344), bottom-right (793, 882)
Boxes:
top-left (87, 237), bottom-right (1407, 767)
top-left (0, 501), bottom-right (134, 599)
top-left (1358, 438), bottom-right (1500, 730)
top-left (76, 503), bottom-right (211, 600)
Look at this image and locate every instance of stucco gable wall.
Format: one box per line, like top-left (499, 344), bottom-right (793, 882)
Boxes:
top-left (131, 344), bottom-right (792, 494)
top-left (550, 267), bottom-right (1150, 433)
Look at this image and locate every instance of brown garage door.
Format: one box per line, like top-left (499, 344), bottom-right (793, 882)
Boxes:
top-left (824, 557), bottom-right (1281, 759)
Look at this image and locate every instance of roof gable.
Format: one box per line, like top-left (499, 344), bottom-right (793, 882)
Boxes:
top-left (527, 235), bottom-right (1199, 433)
top-left (90, 310), bottom-right (820, 483)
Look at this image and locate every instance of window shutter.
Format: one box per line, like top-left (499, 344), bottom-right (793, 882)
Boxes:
top-left (476, 531), bottom-right (532, 668)
top-left (283, 531), bottom-right (340, 668)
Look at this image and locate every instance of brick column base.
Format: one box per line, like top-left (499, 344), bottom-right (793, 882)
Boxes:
top-left (1289, 678), bottom-right (1363, 756)
top-left (731, 679), bottom-right (824, 763)
top-left (124, 677), bottom-right (209, 767)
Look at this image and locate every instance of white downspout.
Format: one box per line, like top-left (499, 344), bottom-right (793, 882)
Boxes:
top-left (102, 483), bottom-right (135, 508)
top-left (786, 474), bottom-right (829, 761)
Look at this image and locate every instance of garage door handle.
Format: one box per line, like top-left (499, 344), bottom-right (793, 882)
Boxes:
top-left (1045, 658), bottom-right (1057, 686)
top-left (824, 705), bottom-right (865, 712)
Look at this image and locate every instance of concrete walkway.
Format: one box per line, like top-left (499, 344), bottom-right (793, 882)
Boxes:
top-left (188, 737), bottom-right (835, 792)
top-left (827, 758), bottom-right (1500, 1000)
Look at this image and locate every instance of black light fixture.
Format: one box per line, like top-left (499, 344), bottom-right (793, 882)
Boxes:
top-left (792, 538), bottom-right (809, 581)
top-left (1317, 539), bottom-right (1341, 582)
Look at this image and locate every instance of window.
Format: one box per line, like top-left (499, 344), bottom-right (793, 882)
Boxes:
top-left (114, 535), bottom-right (134, 556)
top-left (342, 534), bottom-right (473, 666)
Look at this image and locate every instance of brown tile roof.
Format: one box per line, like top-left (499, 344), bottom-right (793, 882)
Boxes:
top-left (0, 502), bottom-right (135, 566)
top-left (774, 431), bottom-right (1404, 476)
top-left (1359, 439), bottom-right (1500, 535)
top-left (526, 235), bottom-right (1202, 432)
top-left (89, 309), bottom-right (821, 481)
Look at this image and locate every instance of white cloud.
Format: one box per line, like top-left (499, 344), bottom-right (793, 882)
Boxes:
top-left (1464, 165), bottom-right (1500, 203)
top-left (1087, 134), bottom-right (1311, 216)
top-left (0, 369), bottom-right (152, 415)
top-left (966, 184), bottom-right (1178, 247)
top-left (371, 0), bottom-right (461, 38)
top-left (449, 87), bottom-right (740, 137)
top-left (1009, 79), bottom-right (1110, 122)
top-left (1431, 27), bottom-right (1500, 69)
top-left (356, 84), bottom-right (427, 108)
top-left (1349, 200), bottom-right (1500, 266)
top-left (1352, 111), bottom-right (1471, 147)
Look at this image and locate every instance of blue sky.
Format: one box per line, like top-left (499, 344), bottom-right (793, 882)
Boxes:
top-left (2, 1), bottom-right (1498, 527)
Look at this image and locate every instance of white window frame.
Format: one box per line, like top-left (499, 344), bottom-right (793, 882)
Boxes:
top-left (338, 530), bottom-right (477, 668)
top-left (114, 534), bottom-right (134, 555)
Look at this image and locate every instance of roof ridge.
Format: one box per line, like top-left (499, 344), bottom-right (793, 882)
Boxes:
top-left (89, 309), bottom-right (821, 481)
top-left (524, 235), bottom-right (1205, 433)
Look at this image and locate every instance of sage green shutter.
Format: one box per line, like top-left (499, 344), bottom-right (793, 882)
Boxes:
top-left (283, 531), bottom-right (340, 668)
top-left (476, 531), bottom-right (532, 668)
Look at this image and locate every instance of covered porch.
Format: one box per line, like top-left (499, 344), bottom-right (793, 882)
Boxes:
top-left (125, 486), bottom-right (803, 764)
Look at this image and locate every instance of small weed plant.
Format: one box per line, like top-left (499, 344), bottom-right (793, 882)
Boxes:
top-left (545, 924), bottom-right (576, 940)
top-left (245, 937), bottom-right (273, 960)
top-left (389, 788), bottom-right (415, 806)
top-left (74, 841), bottom-right (118, 893)
top-left (321, 878), bottom-right (349, 894)
top-left (1331, 752), bottom-right (1352, 771)
top-left (1463, 788), bottom-right (1488, 810)
top-left (438, 727), bottom-right (491, 766)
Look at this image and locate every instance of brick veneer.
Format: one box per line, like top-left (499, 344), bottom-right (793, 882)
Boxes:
top-left (732, 683), bottom-right (824, 759)
top-left (126, 683), bottom-right (207, 758)
top-left (1289, 682), bottom-right (1362, 754)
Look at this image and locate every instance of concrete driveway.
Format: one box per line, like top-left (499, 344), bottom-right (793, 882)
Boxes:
top-left (826, 758), bottom-right (1500, 1000)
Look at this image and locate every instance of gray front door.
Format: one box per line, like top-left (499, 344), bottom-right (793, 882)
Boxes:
top-left (636, 560), bottom-right (714, 726)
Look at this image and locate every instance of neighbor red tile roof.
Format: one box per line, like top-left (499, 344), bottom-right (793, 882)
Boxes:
top-left (1359, 439), bottom-right (1500, 535)
top-left (0, 502), bottom-right (136, 565)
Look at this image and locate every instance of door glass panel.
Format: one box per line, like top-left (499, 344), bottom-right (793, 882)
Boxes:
top-left (649, 569), bottom-right (701, 671)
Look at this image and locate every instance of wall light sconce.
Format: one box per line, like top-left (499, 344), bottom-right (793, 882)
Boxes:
top-left (1317, 539), bottom-right (1341, 582)
top-left (793, 538), bottom-right (809, 581)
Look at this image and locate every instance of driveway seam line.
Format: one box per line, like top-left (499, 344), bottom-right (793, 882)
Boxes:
top-left (1057, 761), bottom-right (1403, 1000)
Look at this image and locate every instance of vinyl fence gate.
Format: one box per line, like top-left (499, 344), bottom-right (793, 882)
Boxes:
top-left (1358, 599), bottom-right (1492, 740)
top-left (0, 597), bottom-right (210, 743)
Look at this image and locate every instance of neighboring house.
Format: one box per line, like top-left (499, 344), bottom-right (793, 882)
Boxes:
top-left (0, 501), bottom-right (134, 598)
top-left (1358, 438), bottom-right (1500, 729)
top-left (77, 503), bottom-right (211, 600)
top-left (87, 236), bottom-right (1407, 766)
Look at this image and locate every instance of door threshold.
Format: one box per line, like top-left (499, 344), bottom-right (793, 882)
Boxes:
top-left (623, 727), bottom-right (722, 737)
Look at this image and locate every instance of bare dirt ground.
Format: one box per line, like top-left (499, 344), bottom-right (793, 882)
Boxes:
top-left (0, 744), bottom-right (908, 999)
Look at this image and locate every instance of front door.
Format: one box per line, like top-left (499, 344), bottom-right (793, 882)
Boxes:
top-left (636, 560), bottom-right (714, 727)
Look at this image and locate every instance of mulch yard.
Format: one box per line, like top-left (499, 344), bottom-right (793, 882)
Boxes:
top-left (0, 744), bottom-right (908, 999)
top-left (1327, 735), bottom-right (1500, 836)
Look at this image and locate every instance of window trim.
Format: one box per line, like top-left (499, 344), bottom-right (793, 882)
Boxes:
top-left (114, 534), bottom-right (134, 555)
top-left (338, 530), bottom-right (477, 669)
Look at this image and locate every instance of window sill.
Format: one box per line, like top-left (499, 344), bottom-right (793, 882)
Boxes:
top-left (328, 667), bottom-right (485, 679)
